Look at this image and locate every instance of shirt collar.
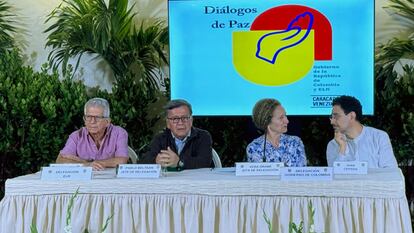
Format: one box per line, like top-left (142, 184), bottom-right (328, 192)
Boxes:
top-left (350, 125), bottom-right (366, 143)
top-left (171, 130), bottom-right (191, 142)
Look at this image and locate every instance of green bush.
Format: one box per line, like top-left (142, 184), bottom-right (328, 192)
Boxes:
top-left (0, 49), bottom-right (88, 194)
top-left (0, 49), bottom-right (168, 200)
top-left (0, 0), bottom-right (18, 50)
top-left (196, 117), bottom-right (251, 165)
top-left (372, 60), bottom-right (414, 165)
top-left (92, 72), bottom-right (168, 155)
top-left (372, 0), bottom-right (414, 165)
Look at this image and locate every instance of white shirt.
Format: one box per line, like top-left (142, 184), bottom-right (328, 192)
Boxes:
top-left (326, 126), bottom-right (398, 168)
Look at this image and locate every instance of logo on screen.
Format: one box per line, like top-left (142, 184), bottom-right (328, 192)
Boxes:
top-left (233, 5), bottom-right (332, 86)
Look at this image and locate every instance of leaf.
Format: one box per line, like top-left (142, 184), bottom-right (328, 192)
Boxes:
top-left (66, 187), bottom-right (80, 227)
top-left (101, 214), bottom-right (114, 232)
top-left (44, 0), bottom-right (168, 91)
top-left (263, 209), bottom-right (273, 233)
top-left (30, 224), bottom-right (38, 233)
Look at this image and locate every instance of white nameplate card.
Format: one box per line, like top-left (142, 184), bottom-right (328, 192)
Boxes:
top-left (281, 167), bottom-right (333, 181)
top-left (333, 161), bottom-right (368, 175)
top-left (117, 164), bottom-right (161, 178)
top-left (49, 163), bottom-right (84, 167)
top-left (235, 162), bottom-right (284, 176)
top-left (41, 166), bottom-right (92, 180)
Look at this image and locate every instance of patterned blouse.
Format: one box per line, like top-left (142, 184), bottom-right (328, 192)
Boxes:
top-left (246, 134), bottom-right (307, 167)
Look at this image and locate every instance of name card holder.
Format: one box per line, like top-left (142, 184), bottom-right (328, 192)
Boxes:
top-left (333, 161), bottom-right (368, 175)
top-left (281, 167), bottom-right (333, 181)
top-left (116, 164), bottom-right (161, 178)
top-left (235, 162), bottom-right (284, 176)
top-left (41, 166), bottom-right (92, 180)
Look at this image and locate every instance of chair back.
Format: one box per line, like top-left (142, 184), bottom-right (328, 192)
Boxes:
top-left (212, 148), bottom-right (222, 168)
top-left (128, 146), bottom-right (138, 164)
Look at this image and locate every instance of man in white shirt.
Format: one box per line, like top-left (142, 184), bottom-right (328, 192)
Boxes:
top-left (326, 95), bottom-right (398, 168)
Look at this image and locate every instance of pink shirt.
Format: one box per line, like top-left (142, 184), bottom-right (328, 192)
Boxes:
top-left (60, 124), bottom-right (128, 160)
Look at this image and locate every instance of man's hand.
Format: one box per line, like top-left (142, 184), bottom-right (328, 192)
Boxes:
top-left (155, 146), bottom-right (180, 167)
top-left (88, 161), bottom-right (105, 171)
top-left (334, 130), bottom-right (347, 154)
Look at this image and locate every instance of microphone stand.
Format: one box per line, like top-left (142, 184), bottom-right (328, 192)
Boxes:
top-left (262, 130), bottom-right (267, 162)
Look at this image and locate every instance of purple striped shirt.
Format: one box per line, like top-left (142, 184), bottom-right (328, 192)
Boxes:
top-left (60, 124), bottom-right (128, 160)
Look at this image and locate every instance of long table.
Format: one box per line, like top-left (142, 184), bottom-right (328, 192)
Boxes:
top-left (0, 168), bottom-right (412, 233)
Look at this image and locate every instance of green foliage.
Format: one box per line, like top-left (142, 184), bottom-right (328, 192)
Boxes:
top-left (30, 224), bottom-right (38, 233)
top-left (30, 187), bottom-right (112, 233)
top-left (42, 0), bottom-right (170, 156)
top-left (92, 72), bottom-right (168, 154)
top-left (371, 60), bottom-right (414, 165)
top-left (385, 0), bottom-right (414, 35)
top-left (65, 188), bottom-right (79, 231)
top-left (263, 209), bottom-right (273, 233)
top-left (0, 0), bottom-right (17, 50)
top-left (298, 117), bottom-right (332, 166)
top-left (195, 117), bottom-right (251, 166)
top-left (372, 0), bottom-right (414, 165)
top-left (44, 0), bottom-right (169, 92)
top-left (0, 1), bottom-right (169, 195)
top-left (289, 202), bottom-right (318, 233)
top-left (0, 49), bottom-right (88, 184)
top-left (264, 202), bottom-right (322, 233)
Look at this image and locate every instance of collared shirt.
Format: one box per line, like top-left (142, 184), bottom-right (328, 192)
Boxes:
top-left (326, 126), bottom-right (398, 168)
top-left (60, 124), bottom-right (128, 161)
top-left (172, 131), bottom-right (191, 155)
top-left (246, 134), bottom-right (307, 167)
top-left (141, 127), bottom-right (212, 169)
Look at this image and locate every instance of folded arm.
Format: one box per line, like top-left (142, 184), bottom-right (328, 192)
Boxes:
top-left (56, 154), bottom-right (88, 164)
top-left (56, 154), bottom-right (128, 170)
top-left (93, 156), bottom-right (129, 168)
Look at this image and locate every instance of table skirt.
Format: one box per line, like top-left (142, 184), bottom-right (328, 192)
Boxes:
top-left (0, 193), bottom-right (411, 233)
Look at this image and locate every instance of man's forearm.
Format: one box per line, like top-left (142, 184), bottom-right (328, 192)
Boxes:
top-left (98, 157), bottom-right (129, 168)
top-left (56, 154), bottom-right (88, 164)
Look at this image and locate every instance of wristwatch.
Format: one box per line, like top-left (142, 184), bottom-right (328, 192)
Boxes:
top-left (177, 160), bottom-right (184, 170)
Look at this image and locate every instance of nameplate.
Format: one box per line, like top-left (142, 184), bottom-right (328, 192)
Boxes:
top-left (49, 163), bottom-right (84, 167)
top-left (281, 167), bottom-right (333, 181)
top-left (41, 167), bottom-right (92, 180)
top-left (235, 162), bottom-right (284, 176)
top-left (116, 164), bottom-right (161, 178)
top-left (333, 161), bottom-right (368, 174)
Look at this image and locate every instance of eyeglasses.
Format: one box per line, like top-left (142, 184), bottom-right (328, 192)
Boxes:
top-left (167, 116), bottom-right (191, 124)
top-left (83, 115), bottom-right (107, 122)
top-left (329, 113), bottom-right (347, 120)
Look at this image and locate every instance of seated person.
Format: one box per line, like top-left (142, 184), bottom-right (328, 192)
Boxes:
top-left (141, 99), bottom-right (212, 170)
top-left (246, 98), bottom-right (306, 166)
top-left (326, 95), bottom-right (398, 168)
top-left (56, 98), bottom-right (129, 170)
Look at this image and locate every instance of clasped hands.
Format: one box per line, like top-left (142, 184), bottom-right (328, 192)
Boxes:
top-left (87, 160), bottom-right (105, 171)
top-left (155, 146), bottom-right (179, 168)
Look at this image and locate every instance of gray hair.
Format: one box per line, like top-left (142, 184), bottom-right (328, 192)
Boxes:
top-left (163, 99), bottom-right (193, 116)
top-left (84, 97), bottom-right (110, 118)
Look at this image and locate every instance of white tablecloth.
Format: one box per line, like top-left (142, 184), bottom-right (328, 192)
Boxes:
top-left (0, 168), bottom-right (412, 233)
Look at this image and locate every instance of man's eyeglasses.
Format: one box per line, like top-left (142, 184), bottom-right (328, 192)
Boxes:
top-left (329, 113), bottom-right (347, 120)
top-left (83, 115), bottom-right (107, 122)
top-left (167, 116), bottom-right (191, 123)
